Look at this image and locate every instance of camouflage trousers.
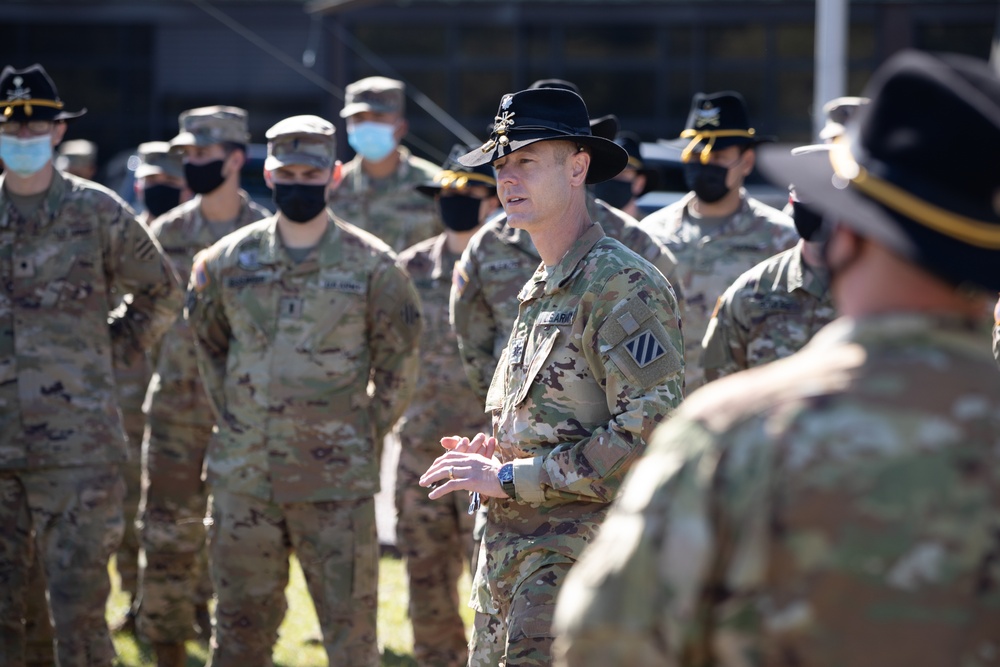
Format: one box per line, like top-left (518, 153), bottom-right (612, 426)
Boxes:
top-left (468, 562), bottom-right (570, 667)
top-left (136, 414), bottom-right (214, 644)
top-left (0, 465), bottom-right (125, 667)
top-left (395, 445), bottom-right (476, 667)
top-left (206, 489), bottom-right (379, 667)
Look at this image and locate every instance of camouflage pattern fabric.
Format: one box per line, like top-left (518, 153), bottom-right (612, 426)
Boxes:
top-left (701, 241), bottom-right (835, 382)
top-left (0, 170), bottom-right (180, 666)
top-left (328, 147), bottom-right (443, 253)
top-left (187, 214), bottom-right (421, 503)
top-left (137, 190), bottom-right (269, 643)
top-left (1, 466), bottom-right (126, 667)
top-left (394, 234), bottom-right (487, 667)
top-left (639, 190), bottom-right (798, 391)
top-left (470, 224), bottom-right (684, 666)
top-left (188, 213), bottom-right (419, 663)
top-left (552, 313), bottom-right (1000, 667)
top-left (451, 197), bottom-right (684, 402)
top-left (207, 490), bottom-right (379, 667)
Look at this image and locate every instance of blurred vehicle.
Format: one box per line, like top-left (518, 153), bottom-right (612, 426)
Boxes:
top-left (635, 139), bottom-right (787, 218)
top-left (103, 143), bottom-right (272, 215)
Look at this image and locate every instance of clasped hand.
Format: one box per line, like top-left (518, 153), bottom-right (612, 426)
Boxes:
top-left (419, 432), bottom-right (506, 500)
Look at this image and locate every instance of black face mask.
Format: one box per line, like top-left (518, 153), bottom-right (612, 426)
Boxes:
top-left (683, 162), bottom-right (731, 204)
top-left (592, 179), bottom-right (634, 209)
top-left (142, 184), bottom-right (182, 218)
top-left (792, 199), bottom-right (824, 241)
top-left (438, 194), bottom-right (483, 232)
top-left (273, 183), bottom-right (328, 224)
top-left (184, 160), bottom-right (227, 195)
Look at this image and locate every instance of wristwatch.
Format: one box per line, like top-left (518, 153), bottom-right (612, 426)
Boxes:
top-left (497, 462), bottom-right (516, 499)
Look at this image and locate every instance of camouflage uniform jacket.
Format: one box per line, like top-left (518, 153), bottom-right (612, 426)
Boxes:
top-left (639, 190), bottom-right (798, 391)
top-left (451, 197), bottom-right (684, 402)
top-left (187, 215), bottom-right (421, 503)
top-left (328, 147), bottom-right (443, 253)
top-left (146, 191), bottom-right (270, 425)
top-left (396, 234), bottom-right (487, 458)
top-left (701, 241), bottom-right (834, 382)
top-left (0, 171), bottom-right (181, 469)
top-left (474, 223), bottom-right (684, 614)
top-left (553, 313), bottom-right (1000, 667)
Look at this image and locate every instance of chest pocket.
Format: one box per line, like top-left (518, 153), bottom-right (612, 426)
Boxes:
top-left (507, 325), bottom-right (561, 409)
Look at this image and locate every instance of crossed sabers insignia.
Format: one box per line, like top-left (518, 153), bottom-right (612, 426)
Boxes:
top-left (481, 111), bottom-right (516, 153)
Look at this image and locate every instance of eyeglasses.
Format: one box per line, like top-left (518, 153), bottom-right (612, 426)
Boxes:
top-left (0, 120), bottom-right (55, 136)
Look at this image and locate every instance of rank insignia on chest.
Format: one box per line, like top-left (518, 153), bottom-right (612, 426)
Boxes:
top-left (509, 336), bottom-right (526, 366)
top-left (279, 296), bottom-right (304, 319)
top-left (625, 330), bottom-right (666, 368)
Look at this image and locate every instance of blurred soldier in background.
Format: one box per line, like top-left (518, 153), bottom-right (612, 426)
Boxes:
top-left (395, 146), bottom-right (499, 667)
top-left (591, 131), bottom-right (657, 221)
top-left (133, 140), bottom-right (189, 223)
top-left (188, 114), bottom-right (421, 666)
top-left (329, 76), bottom-right (442, 253)
top-left (136, 105), bottom-right (270, 667)
top-left (700, 182), bottom-right (835, 382)
top-left (640, 90), bottom-right (797, 391)
top-left (54, 137), bottom-right (97, 180)
top-left (0, 63), bottom-right (180, 667)
top-left (553, 50), bottom-right (1000, 667)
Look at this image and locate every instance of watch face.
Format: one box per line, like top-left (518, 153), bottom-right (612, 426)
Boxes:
top-left (499, 463), bottom-right (514, 483)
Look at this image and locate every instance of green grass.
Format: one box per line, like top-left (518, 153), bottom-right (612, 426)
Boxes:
top-left (107, 554), bottom-right (474, 666)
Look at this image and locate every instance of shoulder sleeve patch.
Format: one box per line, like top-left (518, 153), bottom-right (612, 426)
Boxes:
top-left (191, 256), bottom-right (210, 293)
top-left (711, 295), bottom-right (724, 320)
top-left (599, 297), bottom-right (682, 389)
top-left (452, 262), bottom-right (469, 299)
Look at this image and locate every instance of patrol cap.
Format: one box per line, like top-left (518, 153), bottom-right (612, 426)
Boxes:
top-left (0, 63), bottom-right (86, 123)
top-left (458, 88), bottom-right (628, 185)
top-left (678, 90), bottom-right (775, 164)
top-left (55, 139), bottom-right (97, 171)
top-left (416, 144), bottom-right (497, 197)
top-left (170, 105), bottom-right (250, 149)
top-left (339, 76), bottom-right (405, 118)
top-left (264, 115), bottom-right (336, 170)
top-left (757, 50), bottom-right (1000, 293)
top-left (135, 141), bottom-right (184, 179)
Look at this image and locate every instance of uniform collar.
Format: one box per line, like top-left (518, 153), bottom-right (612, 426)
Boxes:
top-left (255, 214), bottom-right (343, 270)
top-left (519, 222), bottom-right (605, 300)
top-left (0, 168), bottom-right (67, 230)
top-left (785, 240), bottom-right (829, 298)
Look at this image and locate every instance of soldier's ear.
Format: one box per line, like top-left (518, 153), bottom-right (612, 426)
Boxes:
top-left (329, 161), bottom-right (344, 190)
top-left (263, 168), bottom-right (274, 190)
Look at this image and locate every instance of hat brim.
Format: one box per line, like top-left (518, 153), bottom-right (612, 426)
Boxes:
top-left (340, 102), bottom-right (398, 118)
top-left (264, 154), bottom-right (333, 171)
top-left (756, 143), bottom-right (1000, 292)
top-left (0, 107), bottom-right (86, 123)
top-left (457, 133), bottom-right (628, 185)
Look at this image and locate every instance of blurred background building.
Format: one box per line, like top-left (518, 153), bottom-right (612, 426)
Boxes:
top-left (1, 0), bottom-right (995, 186)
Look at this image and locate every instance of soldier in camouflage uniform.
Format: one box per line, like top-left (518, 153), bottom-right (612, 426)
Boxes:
top-left (187, 115), bottom-right (421, 667)
top-left (328, 76), bottom-right (442, 252)
top-left (136, 106), bottom-right (270, 666)
top-left (590, 130), bottom-right (658, 221)
top-left (701, 187), bottom-right (835, 382)
top-left (395, 146), bottom-right (500, 667)
top-left (54, 138), bottom-right (97, 180)
top-left (107, 141), bottom-right (189, 636)
top-left (553, 50), bottom-right (1000, 667)
top-left (420, 88), bottom-right (684, 667)
top-left (0, 63), bottom-right (181, 667)
top-left (640, 91), bottom-right (798, 391)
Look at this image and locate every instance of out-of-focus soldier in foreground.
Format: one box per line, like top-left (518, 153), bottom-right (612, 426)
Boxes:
top-left (553, 50), bottom-right (1000, 667)
top-left (188, 115), bottom-right (421, 667)
top-left (0, 63), bottom-right (180, 667)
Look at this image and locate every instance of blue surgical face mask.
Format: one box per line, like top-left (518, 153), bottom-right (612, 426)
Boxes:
top-left (347, 121), bottom-right (398, 162)
top-left (1, 134), bottom-right (54, 177)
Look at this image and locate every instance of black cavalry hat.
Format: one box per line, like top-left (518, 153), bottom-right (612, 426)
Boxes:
top-left (458, 88), bottom-right (629, 185)
top-left (757, 50), bottom-right (1000, 293)
top-left (614, 131), bottom-right (659, 194)
top-left (0, 64), bottom-right (86, 123)
top-left (678, 90), bottom-right (773, 163)
top-left (526, 79), bottom-right (619, 140)
top-left (416, 144), bottom-right (497, 198)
